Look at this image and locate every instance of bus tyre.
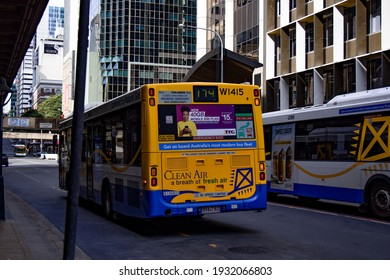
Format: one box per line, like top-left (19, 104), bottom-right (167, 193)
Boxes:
top-left (368, 181), bottom-right (390, 219)
top-left (103, 186), bottom-right (113, 220)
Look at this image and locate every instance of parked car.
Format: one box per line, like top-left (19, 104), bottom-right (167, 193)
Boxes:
top-left (2, 154), bottom-right (9, 167)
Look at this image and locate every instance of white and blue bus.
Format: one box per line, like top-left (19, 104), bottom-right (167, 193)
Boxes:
top-left (263, 87), bottom-right (390, 219)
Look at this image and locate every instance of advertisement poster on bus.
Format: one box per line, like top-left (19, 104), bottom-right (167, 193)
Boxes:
top-left (270, 123), bottom-right (295, 191)
top-left (176, 104), bottom-right (237, 137)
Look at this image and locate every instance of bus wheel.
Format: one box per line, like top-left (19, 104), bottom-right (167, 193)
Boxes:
top-left (102, 186), bottom-right (113, 219)
top-left (368, 181), bottom-right (390, 219)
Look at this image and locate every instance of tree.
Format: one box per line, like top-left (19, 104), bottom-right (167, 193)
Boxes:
top-left (38, 94), bottom-right (62, 118)
top-left (21, 109), bottom-right (44, 117)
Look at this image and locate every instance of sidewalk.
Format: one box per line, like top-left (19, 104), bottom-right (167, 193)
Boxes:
top-left (0, 189), bottom-right (90, 260)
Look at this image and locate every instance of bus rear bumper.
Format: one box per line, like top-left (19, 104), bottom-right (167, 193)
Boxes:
top-left (143, 183), bottom-right (267, 218)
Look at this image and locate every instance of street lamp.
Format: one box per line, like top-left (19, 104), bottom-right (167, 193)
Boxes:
top-left (0, 77), bottom-right (11, 220)
top-left (178, 23), bottom-right (224, 82)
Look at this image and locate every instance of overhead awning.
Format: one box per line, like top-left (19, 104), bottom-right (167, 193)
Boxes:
top-left (183, 48), bottom-right (262, 84)
top-left (0, 1), bottom-right (49, 85)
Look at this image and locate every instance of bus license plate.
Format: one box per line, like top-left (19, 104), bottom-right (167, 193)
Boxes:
top-left (200, 206), bottom-right (220, 214)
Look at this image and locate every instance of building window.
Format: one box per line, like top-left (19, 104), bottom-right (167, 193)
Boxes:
top-left (275, 80), bottom-right (280, 110)
top-left (276, 0), bottom-right (281, 16)
top-left (290, 0), bottom-right (297, 10)
top-left (305, 72), bottom-right (314, 105)
top-left (289, 28), bottom-right (296, 57)
top-left (344, 7), bottom-right (356, 40)
top-left (323, 69), bottom-right (334, 101)
top-left (289, 78), bottom-right (297, 108)
top-left (343, 62), bottom-right (356, 94)
top-left (305, 23), bottom-right (314, 52)
top-left (323, 13), bottom-right (333, 47)
top-left (275, 35), bottom-right (281, 62)
top-left (367, 0), bottom-right (381, 34)
top-left (367, 58), bottom-right (382, 89)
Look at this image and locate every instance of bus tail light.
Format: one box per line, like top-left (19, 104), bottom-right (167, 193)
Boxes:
top-left (150, 167), bottom-right (158, 186)
top-left (259, 162), bottom-right (265, 181)
top-left (254, 88), bottom-right (260, 106)
top-left (259, 162), bottom-right (265, 171)
top-left (149, 88), bottom-right (156, 106)
top-left (260, 172), bottom-right (265, 181)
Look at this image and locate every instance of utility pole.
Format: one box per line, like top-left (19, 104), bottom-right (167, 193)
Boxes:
top-left (0, 77), bottom-right (11, 220)
top-left (63, 0), bottom-right (90, 259)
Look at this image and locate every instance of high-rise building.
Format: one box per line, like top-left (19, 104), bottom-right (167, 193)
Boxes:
top-left (200, 0), bottom-right (262, 61)
top-left (100, 0), bottom-right (197, 100)
top-left (62, 0), bottom-right (198, 117)
top-left (196, 1), bottom-right (264, 84)
top-left (15, 43), bottom-right (33, 115)
top-left (263, 0), bottom-right (390, 113)
top-left (14, 0), bottom-right (64, 116)
top-left (31, 37), bottom-right (64, 109)
top-left (62, 0), bottom-right (80, 118)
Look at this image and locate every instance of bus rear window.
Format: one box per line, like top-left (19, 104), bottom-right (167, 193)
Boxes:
top-left (158, 104), bottom-right (255, 141)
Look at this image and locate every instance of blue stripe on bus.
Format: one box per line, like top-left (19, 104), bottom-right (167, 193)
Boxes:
top-left (159, 140), bottom-right (257, 151)
top-left (339, 102), bottom-right (390, 114)
top-left (142, 183), bottom-right (267, 218)
top-left (81, 182), bottom-right (267, 219)
top-left (267, 182), bottom-right (364, 204)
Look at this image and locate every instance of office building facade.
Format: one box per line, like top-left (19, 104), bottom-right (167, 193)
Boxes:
top-left (15, 43), bottom-right (33, 115)
top-left (14, 0), bottom-right (64, 116)
top-left (195, 1), bottom-right (263, 85)
top-left (100, 0), bottom-right (197, 100)
top-left (263, 0), bottom-right (390, 112)
top-left (31, 37), bottom-right (64, 109)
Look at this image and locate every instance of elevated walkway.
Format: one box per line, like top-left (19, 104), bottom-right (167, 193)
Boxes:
top-left (3, 131), bottom-right (56, 140)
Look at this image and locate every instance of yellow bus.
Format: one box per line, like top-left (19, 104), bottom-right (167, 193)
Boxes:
top-left (59, 82), bottom-right (266, 219)
top-left (14, 144), bottom-right (27, 157)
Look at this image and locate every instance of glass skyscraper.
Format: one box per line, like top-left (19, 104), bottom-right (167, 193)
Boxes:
top-left (48, 6), bottom-right (65, 37)
top-left (100, 0), bottom-right (197, 100)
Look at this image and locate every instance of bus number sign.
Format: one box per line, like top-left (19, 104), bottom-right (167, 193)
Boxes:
top-left (193, 86), bottom-right (219, 102)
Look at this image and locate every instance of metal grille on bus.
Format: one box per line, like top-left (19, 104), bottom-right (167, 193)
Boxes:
top-left (166, 155), bottom-right (251, 169)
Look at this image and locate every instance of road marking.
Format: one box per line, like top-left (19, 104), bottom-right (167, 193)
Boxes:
top-left (268, 201), bottom-right (390, 225)
top-left (177, 232), bottom-right (191, 237)
top-left (10, 159), bottom-right (58, 165)
top-left (15, 170), bottom-right (41, 182)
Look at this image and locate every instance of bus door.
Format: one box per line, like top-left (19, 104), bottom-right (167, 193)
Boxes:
top-left (86, 125), bottom-right (94, 199)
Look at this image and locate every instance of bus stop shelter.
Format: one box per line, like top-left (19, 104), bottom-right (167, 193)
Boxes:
top-left (183, 48), bottom-right (262, 84)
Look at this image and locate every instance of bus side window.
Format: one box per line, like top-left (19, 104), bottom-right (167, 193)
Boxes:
top-left (81, 132), bottom-right (86, 162)
top-left (316, 142), bottom-right (333, 160)
top-left (127, 106), bottom-right (141, 166)
top-left (264, 125), bottom-right (271, 161)
top-left (104, 121), bottom-right (114, 163)
top-left (296, 120), bottom-right (329, 160)
top-left (114, 121), bottom-right (124, 164)
top-left (94, 124), bottom-right (103, 164)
